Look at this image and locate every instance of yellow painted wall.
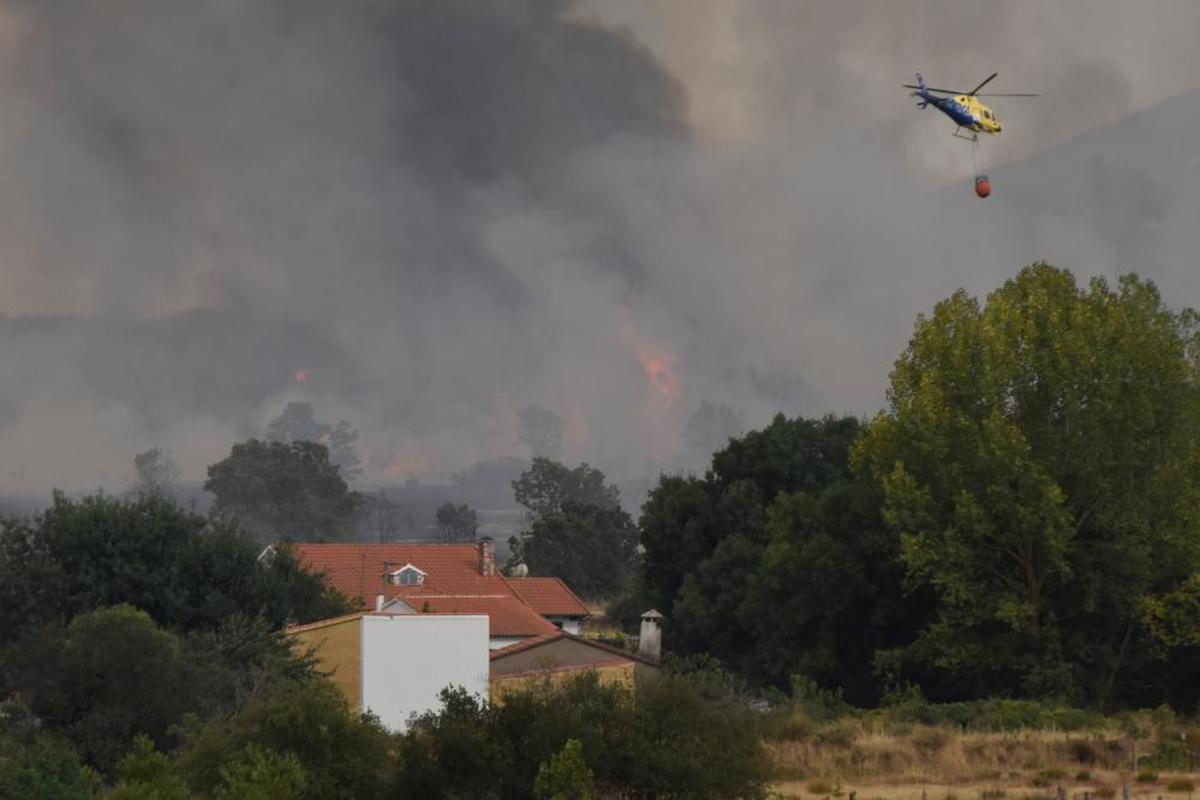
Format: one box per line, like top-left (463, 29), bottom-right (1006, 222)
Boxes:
top-left (490, 662), bottom-right (636, 705)
top-left (289, 616), bottom-right (362, 710)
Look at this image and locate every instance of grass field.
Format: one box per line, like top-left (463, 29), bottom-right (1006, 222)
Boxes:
top-left (765, 717), bottom-right (1199, 800)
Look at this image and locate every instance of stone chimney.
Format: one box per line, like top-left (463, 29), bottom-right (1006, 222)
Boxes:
top-left (478, 535), bottom-right (495, 577)
top-left (638, 609), bottom-right (663, 661)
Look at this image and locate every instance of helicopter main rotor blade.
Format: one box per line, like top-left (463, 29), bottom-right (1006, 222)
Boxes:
top-left (976, 92), bottom-right (1039, 97)
top-left (902, 84), bottom-right (969, 94)
top-left (968, 72), bottom-right (998, 95)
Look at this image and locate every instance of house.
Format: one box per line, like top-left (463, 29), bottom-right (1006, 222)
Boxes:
top-left (279, 538), bottom-right (591, 648)
top-left (490, 625), bottom-right (662, 703)
top-left (287, 611), bottom-right (489, 731)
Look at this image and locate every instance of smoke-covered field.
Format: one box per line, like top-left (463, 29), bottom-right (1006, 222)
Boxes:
top-left (2, 0), bottom-right (1199, 494)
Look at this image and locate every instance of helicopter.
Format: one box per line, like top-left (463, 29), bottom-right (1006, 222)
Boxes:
top-left (904, 72), bottom-right (1037, 142)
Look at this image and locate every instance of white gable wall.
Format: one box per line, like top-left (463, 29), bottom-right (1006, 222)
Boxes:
top-left (360, 614), bottom-right (489, 731)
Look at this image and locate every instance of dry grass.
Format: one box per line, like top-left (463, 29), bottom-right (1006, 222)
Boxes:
top-left (766, 720), bottom-right (1199, 800)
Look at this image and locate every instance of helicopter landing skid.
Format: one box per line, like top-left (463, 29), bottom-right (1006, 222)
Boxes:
top-left (952, 128), bottom-right (979, 142)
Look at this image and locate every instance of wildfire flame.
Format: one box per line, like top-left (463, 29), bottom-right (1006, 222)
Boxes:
top-left (636, 346), bottom-right (680, 406)
top-left (293, 368), bottom-right (309, 383)
top-left (617, 309), bottom-right (683, 464)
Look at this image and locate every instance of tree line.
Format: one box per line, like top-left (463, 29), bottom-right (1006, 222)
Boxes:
top-left (619, 264), bottom-right (1200, 711)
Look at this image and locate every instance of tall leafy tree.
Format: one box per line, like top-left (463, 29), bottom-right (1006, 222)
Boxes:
top-left (205, 439), bottom-right (362, 543)
top-left (522, 501), bottom-right (639, 599)
top-left (0, 491), bottom-right (351, 645)
top-left (854, 264), bottom-right (1200, 705)
top-left (638, 414), bottom-right (886, 690)
top-left (513, 457), bottom-right (620, 521)
top-left (1, 606), bottom-right (201, 773)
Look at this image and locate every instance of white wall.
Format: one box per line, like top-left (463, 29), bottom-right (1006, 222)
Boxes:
top-left (360, 614), bottom-right (489, 731)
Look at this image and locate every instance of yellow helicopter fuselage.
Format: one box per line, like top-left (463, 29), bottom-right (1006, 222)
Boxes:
top-left (956, 95), bottom-right (1002, 134)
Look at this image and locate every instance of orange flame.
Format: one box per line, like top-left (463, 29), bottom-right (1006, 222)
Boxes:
top-left (293, 368), bottom-right (309, 383)
top-left (636, 346), bottom-right (680, 406)
top-left (617, 310), bottom-right (683, 463)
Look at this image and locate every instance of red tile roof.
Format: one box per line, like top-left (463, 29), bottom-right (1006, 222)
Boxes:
top-left (395, 595), bottom-right (559, 638)
top-left (503, 577), bottom-right (590, 617)
top-left (289, 543), bottom-right (499, 602)
top-left (286, 543), bottom-right (588, 638)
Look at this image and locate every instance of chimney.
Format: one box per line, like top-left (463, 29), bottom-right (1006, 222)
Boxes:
top-left (478, 536), bottom-right (495, 577)
top-left (638, 609), bottom-right (663, 661)
top-left (375, 594), bottom-right (385, 612)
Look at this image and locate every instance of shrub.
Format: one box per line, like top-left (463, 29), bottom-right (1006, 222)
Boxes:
top-left (1136, 769), bottom-right (1158, 783)
top-left (535, 739), bottom-right (596, 800)
top-left (1075, 771), bottom-right (1091, 781)
top-left (807, 780), bottom-right (835, 795)
top-left (1166, 779), bottom-right (1195, 793)
top-left (1066, 738), bottom-right (1099, 764)
top-left (397, 671), bottom-right (771, 800)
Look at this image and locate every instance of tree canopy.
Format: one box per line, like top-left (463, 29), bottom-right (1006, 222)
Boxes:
top-left (205, 439), bottom-right (362, 543)
top-left (513, 457), bottom-right (620, 520)
top-left (854, 263), bottom-right (1200, 706)
top-left (0, 492), bottom-right (350, 646)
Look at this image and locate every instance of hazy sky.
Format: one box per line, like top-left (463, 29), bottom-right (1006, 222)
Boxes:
top-left (1, 0), bottom-right (1197, 492)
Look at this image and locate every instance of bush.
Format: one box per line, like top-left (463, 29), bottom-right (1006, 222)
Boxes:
top-left (1066, 738), bottom-right (1099, 764)
top-left (1075, 771), bottom-right (1091, 781)
top-left (1, 605), bottom-right (201, 773)
top-left (1166, 779), bottom-right (1195, 793)
top-left (397, 671), bottom-right (771, 800)
top-left (1136, 769), bottom-right (1158, 783)
top-left (534, 739), bottom-right (596, 800)
top-left (1032, 769), bottom-right (1067, 787)
top-left (176, 679), bottom-right (392, 800)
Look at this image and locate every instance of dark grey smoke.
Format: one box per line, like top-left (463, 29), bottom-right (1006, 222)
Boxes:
top-left (1, 0), bottom-right (1198, 493)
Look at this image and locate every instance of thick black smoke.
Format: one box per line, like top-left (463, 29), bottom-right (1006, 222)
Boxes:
top-left (2, 0), bottom-right (1199, 493)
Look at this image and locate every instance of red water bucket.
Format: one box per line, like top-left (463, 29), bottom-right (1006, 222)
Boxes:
top-left (974, 174), bottom-right (992, 198)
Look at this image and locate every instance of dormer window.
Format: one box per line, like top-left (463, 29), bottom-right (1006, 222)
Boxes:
top-left (389, 563), bottom-right (427, 586)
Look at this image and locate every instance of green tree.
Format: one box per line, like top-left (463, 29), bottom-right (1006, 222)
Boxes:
top-left (639, 415), bottom-right (867, 681)
top-left (434, 502), bottom-right (478, 543)
top-left (739, 480), bottom-right (927, 702)
top-left (0, 716), bottom-right (101, 800)
top-left (1, 606), bottom-right (200, 773)
top-left (854, 264), bottom-right (1200, 705)
top-left (396, 672), bottom-right (768, 800)
top-left (522, 501), bottom-right (639, 599)
top-left (205, 439), bottom-right (362, 543)
top-left (0, 492), bottom-right (351, 645)
top-left (106, 737), bottom-right (189, 800)
top-left (534, 739), bottom-right (595, 800)
top-left (175, 679), bottom-right (391, 800)
top-left (214, 746), bottom-right (307, 800)
top-left (513, 458), bottom-right (620, 520)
